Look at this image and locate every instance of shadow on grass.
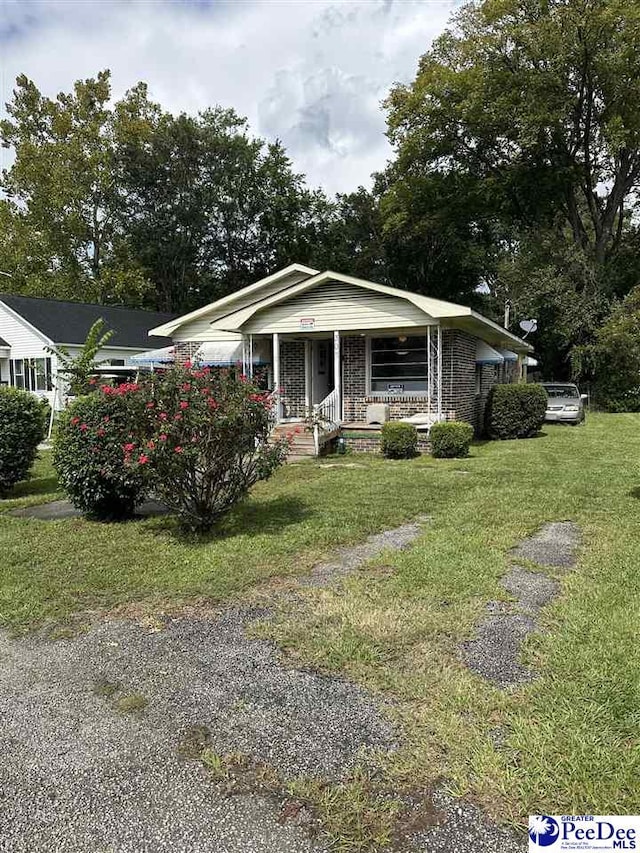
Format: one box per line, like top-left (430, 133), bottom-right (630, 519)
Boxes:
top-left (153, 494), bottom-right (311, 545)
top-left (628, 486), bottom-right (640, 501)
top-left (3, 473), bottom-right (60, 500)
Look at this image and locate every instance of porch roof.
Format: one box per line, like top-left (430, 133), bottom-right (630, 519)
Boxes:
top-left (205, 270), bottom-right (533, 353)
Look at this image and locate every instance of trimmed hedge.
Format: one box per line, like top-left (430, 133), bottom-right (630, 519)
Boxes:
top-left (430, 420), bottom-right (474, 458)
top-left (485, 383), bottom-right (547, 439)
top-left (380, 422), bottom-right (418, 459)
top-left (0, 387), bottom-right (47, 495)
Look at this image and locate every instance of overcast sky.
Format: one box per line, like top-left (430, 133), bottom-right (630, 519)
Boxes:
top-left (0, 0), bottom-right (459, 195)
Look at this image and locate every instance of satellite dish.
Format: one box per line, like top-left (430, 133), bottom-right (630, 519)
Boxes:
top-left (519, 319), bottom-right (538, 337)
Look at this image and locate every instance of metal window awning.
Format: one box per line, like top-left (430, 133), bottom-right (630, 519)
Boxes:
top-left (495, 347), bottom-right (518, 362)
top-left (130, 346), bottom-right (175, 365)
top-left (476, 341), bottom-right (504, 364)
top-left (194, 339), bottom-right (270, 367)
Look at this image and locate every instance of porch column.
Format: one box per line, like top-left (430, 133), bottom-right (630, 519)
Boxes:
top-left (273, 332), bottom-right (282, 421)
top-left (304, 340), bottom-right (312, 412)
top-left (437, 325), bottom-right (443, 420)
top-left (333, 330), bottom-right (341, 422)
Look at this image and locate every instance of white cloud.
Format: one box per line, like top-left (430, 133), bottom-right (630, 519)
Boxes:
top-left (0, 0), bottom-right (459, 194)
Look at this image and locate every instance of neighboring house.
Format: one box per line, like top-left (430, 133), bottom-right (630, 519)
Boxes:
top-left (0, 294), bottom-right (175, 409)
top-left (149, 264), bottom-right (533, 454)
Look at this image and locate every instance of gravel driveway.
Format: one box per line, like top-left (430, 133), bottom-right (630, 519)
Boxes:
top-left (0, 608), bottom-right (394, 853)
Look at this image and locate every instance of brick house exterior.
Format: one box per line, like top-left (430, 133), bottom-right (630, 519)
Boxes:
top-left (153, 264), bottom-right (532, 453)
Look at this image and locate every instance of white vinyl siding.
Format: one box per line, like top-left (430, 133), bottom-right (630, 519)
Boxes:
top-left (241, 282), bottom-right (434, 334)
top-left (173, 271), bottom-right (312, 341)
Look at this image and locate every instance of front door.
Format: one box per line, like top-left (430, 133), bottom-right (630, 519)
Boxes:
top-left (311, 339), bottom-right (334, 405)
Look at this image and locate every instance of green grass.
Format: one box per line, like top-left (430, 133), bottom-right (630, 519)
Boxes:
top-left (259, 413), bottom-right (640, 829)
top-left (1, 414), bottom-right (639, 838)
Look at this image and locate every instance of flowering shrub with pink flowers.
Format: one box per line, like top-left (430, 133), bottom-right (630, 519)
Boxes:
top-left (53, 363), bottom-right (288, 530)
top-left (130, 363), bottom-right (288, 531)
top-left (52, 386), bottom-right (149, 520)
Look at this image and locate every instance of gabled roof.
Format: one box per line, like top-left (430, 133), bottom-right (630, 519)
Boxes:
top-left (149, 263), bottom-right (319, 338)
top-left (0, 337), bottom-right (9, 347)
top-left (208, 269), bottom-right (533, 352)
top-left (0, 294), bottom-right (176, 349)
top-left (150, 263), bottom-right (532, 353)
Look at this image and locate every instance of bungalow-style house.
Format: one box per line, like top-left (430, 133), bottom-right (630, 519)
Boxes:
top-left (149, 264), bottom-right (533, 454)
top-left (0, 293), bottom-right (175, 410)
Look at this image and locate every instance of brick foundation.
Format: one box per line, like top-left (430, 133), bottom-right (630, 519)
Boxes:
top-left (340, 431), bottom-right (431, 455)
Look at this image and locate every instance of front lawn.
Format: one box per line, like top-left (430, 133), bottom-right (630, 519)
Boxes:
top-left (1, 413), bottom-right (638, 838)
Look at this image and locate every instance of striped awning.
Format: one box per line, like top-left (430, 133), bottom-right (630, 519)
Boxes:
top-left (130, 346), bottom-right (175, 365)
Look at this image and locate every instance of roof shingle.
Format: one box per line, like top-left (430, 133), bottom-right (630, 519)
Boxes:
top-left (0, 294), bottom-right (174, 349)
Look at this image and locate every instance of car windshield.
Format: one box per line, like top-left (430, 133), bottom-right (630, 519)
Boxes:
top-left (544, 384), bottom-right (579, 399)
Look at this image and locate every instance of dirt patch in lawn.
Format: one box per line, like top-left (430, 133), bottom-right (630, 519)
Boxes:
top-left (462, 521), bottom-right (580, 688)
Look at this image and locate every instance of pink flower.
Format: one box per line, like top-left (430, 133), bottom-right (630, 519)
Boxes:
top-left (70, 416), bottom-right (80, 425)
top-left (174, 413), bottom-right (183, 420)
top-left (174, 445), bottom-right (183, 454)
top-left (138, 454), bottom-right (149, 464)
top-left (96, 428), bottom-right (106, 437)
top-left (184, 360), bottom-right (192, 369)
top-left (146, 440), bottom-right (155, 450)
top-left (159, 433), bottom-right (168, 441)
top-left (179, 401), bottom-right (189, 410)
top-left (159, 412), bottom-right (168, 421)
top-left (200, 387), bottom-right (210, 396)
top-left (123, 442), bottom-right (136, 452)
top-left (79, 423), bottom-right (88, 432)
top-left (103, 416), bottom-right (110, 423)
top-left (146, 401), bottom-right (155, 409)
top-left (181, 383), bottom-right (191, 392)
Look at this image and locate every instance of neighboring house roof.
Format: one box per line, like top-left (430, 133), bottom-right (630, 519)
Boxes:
top-left (0, 294), bottom-right (176, 349)
top-left (0, 337), bottom-right (9, 347)
top-left (151, 264), bottom-right (532, 353)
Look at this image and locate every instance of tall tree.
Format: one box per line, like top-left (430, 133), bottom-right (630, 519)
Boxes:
top-left (382, 0), bottom-right (640, 374)
top-left (386, 0), bottom-right (640, 265)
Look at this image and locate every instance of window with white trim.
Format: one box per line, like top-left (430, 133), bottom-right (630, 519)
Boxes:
top-left (9, 357), bottom-right (52, 391)
top-left (369, 335), bottom-right (427, 394)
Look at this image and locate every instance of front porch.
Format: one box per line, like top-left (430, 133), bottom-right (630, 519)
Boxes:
top-left (240, 327), bottom-right (445, 457)
top-left (244, 325), bottom-right (444, 426)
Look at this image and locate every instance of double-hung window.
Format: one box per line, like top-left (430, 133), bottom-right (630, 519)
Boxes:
top-left (10, 359), bottom-right (25, 389)
top-left (369, 335), bottom-right (427, 394)
top-left (32, 357), bottom-right (52, 391)
top-left (10, 357), bottom-right (51, 391)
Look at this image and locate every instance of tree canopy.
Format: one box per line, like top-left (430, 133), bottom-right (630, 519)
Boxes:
top-left (3, 2), bottom-right (640, 391)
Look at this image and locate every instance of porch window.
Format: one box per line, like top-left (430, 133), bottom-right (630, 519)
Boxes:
top-left (370, 335), bottom-right (427, 393)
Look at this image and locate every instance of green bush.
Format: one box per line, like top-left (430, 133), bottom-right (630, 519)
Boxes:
top-left (485, 383), bottom-right (547, 439)
top-left (52, 387), bottom-right (149, 520)
top-left (430, 420), bottom-right (474, 458)
top-left (0, 387), bottom-right (47, 495)
top-left (380, 422), bottom-right (418, 459)
top-left (129, 363), bottom-right (288, 532)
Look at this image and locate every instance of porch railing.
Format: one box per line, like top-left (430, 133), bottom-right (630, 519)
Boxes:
top-left (311, 388), bottom-right (340, 455)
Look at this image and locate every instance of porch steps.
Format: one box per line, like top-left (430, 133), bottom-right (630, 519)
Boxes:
top-left (271, 423), bottom-right (317, 460)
